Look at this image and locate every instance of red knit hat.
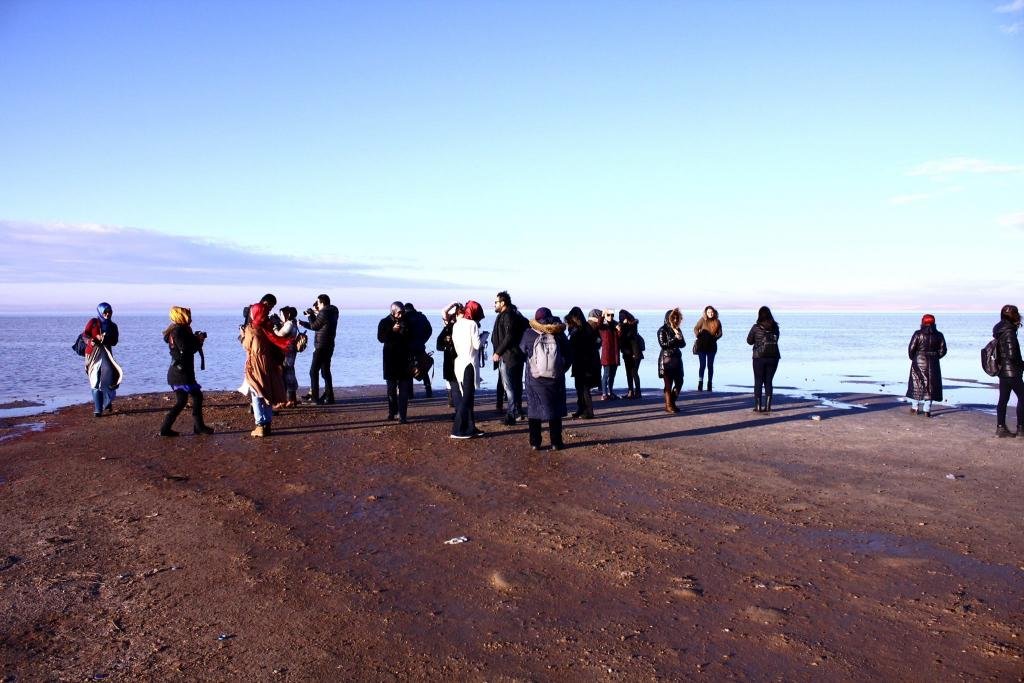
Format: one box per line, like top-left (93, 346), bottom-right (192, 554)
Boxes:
top-left (921, 313), bottom-right (935, 326)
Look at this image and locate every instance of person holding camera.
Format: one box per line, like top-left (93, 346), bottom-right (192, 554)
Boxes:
top-left (274, 306), bottom-right (301, 407)
top-left (378, 301), bottom-right (414, 423)
top-left (159, 306), bottom-right (214, 436)
top-left (299, 293), bottom-right (339, 405)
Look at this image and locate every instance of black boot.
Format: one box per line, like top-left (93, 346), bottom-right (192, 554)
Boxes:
top-left (706, 381), bottom-right (712, 392)
top-left (997, 424), bottom-right (1016, 438)
top-left (753, 397), bottom-right (763, 413)
top-left (697, 380), bottom-right (703, 392)
top-left (764, 396), bottom-right (773, 414)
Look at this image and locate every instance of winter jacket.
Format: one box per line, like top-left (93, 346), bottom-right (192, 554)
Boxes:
top-left (435, 321), bottom-right (458, 383)
top-left (993, 321), bottom-right (1024, 379)
top-left (618, 319), bottom-right (644, 362)
top-left (405, 309), bottom-right (433, 354)
top-left (598, 322), bottom-right (621, 367)
top-left (567, 322), bottom-right (601, 387)
top-left (82, 318), bottom-right (119, 357)
top-left (378, 315), bottom-right (414, 381)
top-left (520, 319), bottom-right (571, 420)
top-left (300, 305), bottom-right (339, 349)
top-left (491, 306), bottom-right (528, 364)
top-left (906, 324), bottom-right (947, 401)
top-left (692, 310), bottom-right (723, 355)
top-left (164, 323), bottom-right (203, 386)
top-left (657, 309), bottom-right (686, 379)
top-left (746, 321), bottom-right (781, 359)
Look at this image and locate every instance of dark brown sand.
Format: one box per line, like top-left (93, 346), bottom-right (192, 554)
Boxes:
top-left (1, 387), bottom-right (1022, 680)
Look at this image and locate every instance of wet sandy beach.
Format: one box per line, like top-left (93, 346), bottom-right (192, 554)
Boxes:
top-left (1, 387), bottom-right (1022, 680)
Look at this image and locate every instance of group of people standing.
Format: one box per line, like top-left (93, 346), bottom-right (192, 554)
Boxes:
top-left (76, 299), bottom-right (1024, 442)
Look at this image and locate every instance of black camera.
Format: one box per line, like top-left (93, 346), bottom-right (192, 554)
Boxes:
top-left (304, 307), bottom-right (315, 317)
top-left (196, 330), bottom-right (208, 341)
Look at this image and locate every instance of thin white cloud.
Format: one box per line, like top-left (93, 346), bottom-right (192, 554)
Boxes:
top-left (0, 220), bottom-right (462, 289)
top-left (888, 193), bottom-right (932, 205)
top-left (998, 211), bottom-right (1024, 228)
top-left (907, 157), bottom-right (1024, 177)
top-left (1000, 21), bottom-right (1024, 33)
top-left (996, 0), bottom-right (1024, 13)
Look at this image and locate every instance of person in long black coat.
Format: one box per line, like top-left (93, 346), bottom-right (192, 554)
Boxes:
top-left (435, 302), bottom-right (463, 410)
top-left (906, 313), bottom-right (947, 417)
top-left (657, 307), bottom-right (686, 413)
top-left (565, 306), bottom-right (600, 419)
top-left (520, 307), bottom-right (571, 450)
top-left (377, 302), bottom-right (414, 423)
top-left (993, 304), bottom-right (1024, 437)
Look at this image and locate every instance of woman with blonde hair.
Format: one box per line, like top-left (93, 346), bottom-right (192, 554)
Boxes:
top-left (159, 306), bottom-right (213, 436)
top-left (692, 305), bottom-right (723, 392)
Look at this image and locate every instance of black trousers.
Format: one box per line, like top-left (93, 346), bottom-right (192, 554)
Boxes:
top-left (573, 376), bottom-right (594, 416)
top-left (622, 356), bottom-right (641, 393)
top-left (451, 365), bottom-right (477, 436)
top-left (528, 417), bottom-right (563, 448)
top-left (752, 358), bottom-right (780, 400)
top-left (387, 378), bottom-right (413, 420)
top-left (161, 388), bottom-right (204, 431)
top-left (310, 345), bottom-right (334, 400)
top-left (997, 376), bottom-right (1024, 426)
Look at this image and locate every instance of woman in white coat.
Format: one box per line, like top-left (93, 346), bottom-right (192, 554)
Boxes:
top-left (451, 300), bottom-right (486, 439)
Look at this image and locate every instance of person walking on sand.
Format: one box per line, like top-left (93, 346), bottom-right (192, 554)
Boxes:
top-left (747, 306), bottom-right (781, 414)
top-left (300, 294), bottom-right (339, 405)
top-left (240, 294), bottom-right (292, 437)
top-left (566, 307), bottom-right (600, 419)
top-left (993, 304), bottom-right (1024, 438)
top-left (618, 309), bottom-right (644, 399)
top-left (520, 307), bottom-right (571, 450)
top-left (159, 306), bottom-right (214, 437)
top-left (451, 300), bottom-right (486, 439)
top-left (436, 302), bottom-right (463, 410)
top-left (274, 306), bottom-right (300, 408)
top-left (906, 313), bottom-right (947, 418)
top-left (491, 291), bottom-right (528, 425)
top-left (378, 302), bottom-right (414, 423)
top-left (598, 309), bottom-right (621, 400)
top-left (657, 308), bottom-right (686, 413)
top-left (693, 305), bottom-right (723, 392)
top-left (80, 302), bottom-right (123, 417)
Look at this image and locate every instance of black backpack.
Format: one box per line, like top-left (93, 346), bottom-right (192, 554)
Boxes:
top-left (981, 339), bottom-right (999, 377)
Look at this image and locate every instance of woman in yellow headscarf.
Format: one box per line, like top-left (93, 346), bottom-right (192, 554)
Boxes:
top-left (159, 306), bottom-right (214, 436)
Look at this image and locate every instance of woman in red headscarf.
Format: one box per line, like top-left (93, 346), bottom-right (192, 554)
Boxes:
top-left (450, 300), bottom-right (486, 439)
top-left (240, 295), bottom-right (293, 437)
top-left (906, 313), bottom-right (947, 417)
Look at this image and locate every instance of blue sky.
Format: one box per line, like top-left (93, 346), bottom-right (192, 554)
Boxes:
top-left (1, 1), bottom-right (1022, 313)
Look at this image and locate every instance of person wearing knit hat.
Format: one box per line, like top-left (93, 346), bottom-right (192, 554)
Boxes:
top-left (906, 313), bottom-right (947, 418)
top-left (519, 307), bottom-right (571, 450)
top-left (159, 306), bottom-right (214, 437)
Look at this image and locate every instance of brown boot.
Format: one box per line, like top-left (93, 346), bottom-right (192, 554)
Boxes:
top-left (664, 390), bottom-right (674, 413)
top-left (670, 389), bottom-right (680, 413)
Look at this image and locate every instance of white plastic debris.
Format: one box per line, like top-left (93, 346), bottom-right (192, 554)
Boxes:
top-left (444, 536), bottom-right (469, 545)
top-left (810, 415), bottom-right (822, 421)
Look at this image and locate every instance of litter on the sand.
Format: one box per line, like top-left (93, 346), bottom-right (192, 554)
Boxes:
top-left (444, 536), bottom-right (469, 545)
top-left (810, 415), bottom-right (822, 421)
top-left (945, 473), bottom-right (963, 480)
top-left (217, 633), bottom-right (235, 641)
top-left (634, 452), bottom-right (649, 459)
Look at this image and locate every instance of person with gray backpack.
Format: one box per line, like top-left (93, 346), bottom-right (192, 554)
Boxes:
top-left (519, 307), bottom-right (571, 450)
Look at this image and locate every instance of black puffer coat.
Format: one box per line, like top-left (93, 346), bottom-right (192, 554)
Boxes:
top-left (993, 321), bottom-right (1024, 378)
top-left (656, 309), bottom-right (686, 379)
top-left (566, 307), bottom-right (601, 388)
top-left (746, 322), bottom-right (781, 359)
top-left (164, 324), bottom-right (202, 386)
top-left (435, 321), bottom-right (457, 383)
top-left (906, 324), bottom-right (947, 401)
top-left (618, 313), bottom-right (644, 362)
top-left (301, 305), bottom-right (339, 348)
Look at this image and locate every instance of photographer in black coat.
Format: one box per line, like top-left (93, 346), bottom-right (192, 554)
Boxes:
top-left (300, 293), bottom-right (339, 404)
top-left (378, 302), bottom-right (414, 423)
top-left (403, 302), bottom-right (434, 398)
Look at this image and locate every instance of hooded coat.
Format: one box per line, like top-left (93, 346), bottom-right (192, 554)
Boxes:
top-left (906, 324), bottom-right (947, 401)
top-left (566, 306), bottom-right (601, 388)
top-left (241, 302), bottom-right (288, 404)
top-left (520, 317), bottom-right (571, 420)
top-left (657, 308), bottom-right (686, 379)
top-left (993, 320), bottom-right (1024, 379)
top-left (618, 310), bottom-right (644, 362)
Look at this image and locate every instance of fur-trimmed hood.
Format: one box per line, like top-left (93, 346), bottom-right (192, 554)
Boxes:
top-left (530, 318), bottom-right (566, 335)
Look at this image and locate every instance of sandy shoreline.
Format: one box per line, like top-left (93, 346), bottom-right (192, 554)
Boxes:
top-left (1, 387), bottom-right (1022, 680)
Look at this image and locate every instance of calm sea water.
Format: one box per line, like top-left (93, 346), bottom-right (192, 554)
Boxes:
top-left (0, 311), bottom-right (1002, 417)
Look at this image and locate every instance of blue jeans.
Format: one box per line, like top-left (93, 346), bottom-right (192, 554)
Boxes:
top-left (499, 360), bottom-right (524, 417)
top-left (250, 391), bottom-right (273, 426)
top-left (601, 365), bottom-right (618, 396)
top-left (698, 352), bottom-right (715, 382)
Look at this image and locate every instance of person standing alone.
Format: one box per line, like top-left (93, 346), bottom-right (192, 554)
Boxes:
top-left (300, 294), bottom-right (339, 405)
top-left (906, 313), bottom-right (946, 418)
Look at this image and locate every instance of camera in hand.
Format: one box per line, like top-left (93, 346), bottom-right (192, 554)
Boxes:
top-left (304, 307), bottom-right (315, 317)
top-left (196, 330), bottom-right (208, 340)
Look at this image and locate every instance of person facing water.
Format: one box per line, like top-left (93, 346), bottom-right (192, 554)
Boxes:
top-left (520, 307), bottom-right (571, 450)
top-left (906, 313), bottom-right (946, 418)
top-left (565, 307), bottom-right (600, 419)
top-left (450, 300), bottom-right (485, 439)
top-left (240, 294), bottom-right (292, 437)
top-left (746, 306), bottom-right (781, 414)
